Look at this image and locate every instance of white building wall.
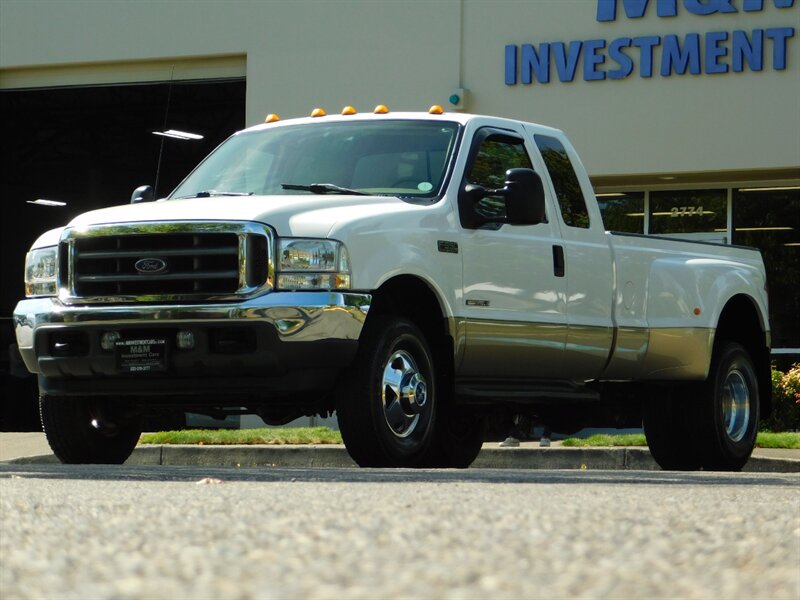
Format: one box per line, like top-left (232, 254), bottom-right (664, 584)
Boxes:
top-left (1, 0), bottom-right (798, 179)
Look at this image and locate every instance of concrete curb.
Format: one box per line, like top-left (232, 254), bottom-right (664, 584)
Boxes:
top-left (7, 445), bottom-right (800, 472)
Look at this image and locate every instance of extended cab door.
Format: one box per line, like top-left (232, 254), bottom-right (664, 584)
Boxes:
top-left (457, 124), bottom-right (570, 378)
top-left (526, 127), bottom-right (614, 380)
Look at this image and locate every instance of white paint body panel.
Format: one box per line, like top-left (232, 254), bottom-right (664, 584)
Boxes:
top-left (27, 112), bottom-right (770, 382)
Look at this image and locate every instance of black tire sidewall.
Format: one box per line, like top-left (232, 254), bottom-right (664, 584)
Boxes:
top-left (426, 405), bottom-right (484, 468)
top-left (701, 342), bottom-right (759, 468)
top-left (643, 386), bottom-right (702, 471)
top-left (40, 395), bottom-right (142, 464)
top-left (337, 317), bottom-right (437, 466)
top-left (369, 323), bottom-right (437, 463)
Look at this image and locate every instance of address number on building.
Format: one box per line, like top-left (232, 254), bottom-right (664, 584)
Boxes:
top-left (671, 206), bottom-right (705, 217)
top-left (115, 338), bottom-right (167, 373)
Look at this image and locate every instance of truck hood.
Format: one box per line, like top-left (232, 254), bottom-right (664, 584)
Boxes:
top-left (65, 194), bottom-right (410, 238)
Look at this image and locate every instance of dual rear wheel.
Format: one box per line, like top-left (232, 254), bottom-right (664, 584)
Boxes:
top-left (643, 341), bottom-right (760, 472)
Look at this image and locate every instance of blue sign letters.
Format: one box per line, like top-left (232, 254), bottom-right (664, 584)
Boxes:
top-left (597, 0), bottom-right (795, 21)
top-left (506, 0), bottom-right (796, 85)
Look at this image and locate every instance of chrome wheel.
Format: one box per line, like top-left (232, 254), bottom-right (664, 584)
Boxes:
top-left (695, 341), bottom-right (760, 472)
top-left (381, 350), bottom-right (428, 438)
top-left (722, 368), bottom-right (750, 443)
top-left (336, 316), bottom-right (437, 467)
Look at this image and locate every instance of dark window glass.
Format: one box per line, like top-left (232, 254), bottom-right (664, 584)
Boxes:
top-left (649, 189), bottom-right (726, 235)
top-left (597, 192), bottom-right (645, 233)
top-left (733, 187), bottom-right (800, 349)
top-left (534, 135), bottom-right (590, 229)
top-left (466, 136), bottom-right (532, 219)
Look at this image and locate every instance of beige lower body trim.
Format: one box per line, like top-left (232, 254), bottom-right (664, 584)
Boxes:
top-left (455, 319), bottom-right (612, 380)
top-left (639, 327), bottom-right (714, 380)
top-left (456, 319), bottom-right (568, 378)
top-left (451, 317), bottom-right (713, 382)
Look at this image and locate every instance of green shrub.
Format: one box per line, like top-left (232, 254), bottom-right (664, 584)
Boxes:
top-left (760, 364), bottom-right (800, 432)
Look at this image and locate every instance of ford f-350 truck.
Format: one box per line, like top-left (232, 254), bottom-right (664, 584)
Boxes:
top-left (14, 107), bottom-right (771, 470)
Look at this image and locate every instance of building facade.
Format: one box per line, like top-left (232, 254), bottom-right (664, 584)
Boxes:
top-left (1, 1), bottom-right (798, 426)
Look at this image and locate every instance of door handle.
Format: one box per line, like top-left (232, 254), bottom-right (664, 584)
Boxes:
top-left (552, 245), bottom-right (565, 277)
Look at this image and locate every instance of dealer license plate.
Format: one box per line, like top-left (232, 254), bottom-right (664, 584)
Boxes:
top-left (115, 338), bottom-right (167, 373)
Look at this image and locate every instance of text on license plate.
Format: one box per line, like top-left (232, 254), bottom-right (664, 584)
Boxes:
top-left (115, 338), bottom-right (167, 373)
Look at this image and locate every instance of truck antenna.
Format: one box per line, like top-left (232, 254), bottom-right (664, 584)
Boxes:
top-left (153, 66), bottom-right (176, 198)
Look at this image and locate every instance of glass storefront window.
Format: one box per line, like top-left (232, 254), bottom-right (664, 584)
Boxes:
top-left (649, 189), bottom-right (727, 235)
top-left (733, 187), bottom-right (800, 349)
top-left (596, 192), bottom-right (645, 234)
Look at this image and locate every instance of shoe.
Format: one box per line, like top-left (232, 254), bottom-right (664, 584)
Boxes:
top-left (499, 437), bottom-right (520, 447)
top-left (539, 437), bottom-right (551, 447)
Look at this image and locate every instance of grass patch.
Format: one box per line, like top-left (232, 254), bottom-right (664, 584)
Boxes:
top-left (560, 432), bottom-right (799, 449)
top-left (561, 434), bottom-right (647, 447)
top-left (139, 428), bottom-right (799, 450)
top-left (756, 431), bottom-right (800, 449)
top-left (139, 426), bottom-right (343, 446)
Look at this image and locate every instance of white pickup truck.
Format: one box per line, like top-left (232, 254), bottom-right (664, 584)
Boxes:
top-left (14, 108), bottom-right (771, 471)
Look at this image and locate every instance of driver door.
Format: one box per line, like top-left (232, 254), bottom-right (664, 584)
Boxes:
top-left (457, 127), bottom-right (569, 379)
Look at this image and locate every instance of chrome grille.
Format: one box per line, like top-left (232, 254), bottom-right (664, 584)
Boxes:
top-left (61, 222), bottom-right (273, 303)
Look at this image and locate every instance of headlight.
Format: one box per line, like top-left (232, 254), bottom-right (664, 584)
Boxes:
top-left (277, 239), bottom-right (351, 290)
top-left (25, 246), bottom-right (59, 297)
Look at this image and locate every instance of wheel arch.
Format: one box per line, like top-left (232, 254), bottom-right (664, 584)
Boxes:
top-left (714, 293), bottom-right (772, 418)
top-left (365, 275), bottom-right (454, 379)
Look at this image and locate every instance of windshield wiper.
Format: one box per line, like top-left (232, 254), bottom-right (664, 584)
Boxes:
top-left (173, 190), bottom-right (254, 199)
top-left (281, 183), bottom-right (369, 196)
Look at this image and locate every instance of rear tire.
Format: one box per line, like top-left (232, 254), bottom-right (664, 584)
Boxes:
top-left (40, 395), bottom-right (142, 464)
top-left (695, 342), bottom-right (759, 471)
top-left (643, 386), bottom-right (702, 471)
top-left (336, 316), bottom-right (437, 467)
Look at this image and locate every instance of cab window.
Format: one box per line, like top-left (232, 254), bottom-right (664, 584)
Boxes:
top-left (534, 135), bottom-right (590, 229)
top-left (466, 135), bottom-right (533, 219)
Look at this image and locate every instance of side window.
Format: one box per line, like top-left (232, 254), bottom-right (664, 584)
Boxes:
top-left (466, 135), bottom-right (533, 219)
top-left (534, 135), bottom-right (590, 229)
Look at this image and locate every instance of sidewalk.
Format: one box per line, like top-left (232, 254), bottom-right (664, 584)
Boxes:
top-left (2, 432), bottom-right (799, 472)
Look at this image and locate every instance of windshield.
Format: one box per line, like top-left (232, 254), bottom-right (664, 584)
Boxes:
top-left (169, 119), bottom-right (461, 200)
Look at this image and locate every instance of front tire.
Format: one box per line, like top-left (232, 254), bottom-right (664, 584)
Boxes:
top-left (40, 395), bottom-right (142, 464)
top-left (336, 316), bottom-right (437, 467)
top-left (423, 405), bottom-right (484, 468)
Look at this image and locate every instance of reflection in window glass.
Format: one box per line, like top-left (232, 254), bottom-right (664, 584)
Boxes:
top-left (596, 192), bottom-right (645, 233)
top-left (649, 189), bottom-right (726, 235)
top-left (467, 136), bottom-right (532, 219)
top-left (734, 187), bottom-right (800, 349)
top-left (170, 120), bottom-right (460, 199)
top-left (534, 135), bottom-right (590, 229)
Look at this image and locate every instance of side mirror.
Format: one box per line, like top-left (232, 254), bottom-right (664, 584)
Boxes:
top-left (457, 168), bottom-right (546, 229)
top-left (131, 185), bottom-right (154, 204)
top-left (504, 168), bottom-right (546, 226)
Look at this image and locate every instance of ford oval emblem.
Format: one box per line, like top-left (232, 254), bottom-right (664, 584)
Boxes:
top-left (134, 258), bottom-right (168, 274)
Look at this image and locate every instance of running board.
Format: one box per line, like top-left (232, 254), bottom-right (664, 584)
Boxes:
top-left (455, 379), bottom-right (600, 405)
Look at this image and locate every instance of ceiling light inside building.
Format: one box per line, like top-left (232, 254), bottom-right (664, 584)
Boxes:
top-left (27, 199), bottom-right (66, 207)
top-left (738, 186), bottom-right (800, 192)
top-left (152, 129), bottom-right (204, 140)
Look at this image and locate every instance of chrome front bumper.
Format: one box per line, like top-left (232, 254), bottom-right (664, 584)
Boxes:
top-left (14, 291), bottom-right (370, 376)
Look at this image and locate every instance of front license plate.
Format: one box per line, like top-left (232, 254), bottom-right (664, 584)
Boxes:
top-left (115, 338), bottom-right (167, 373)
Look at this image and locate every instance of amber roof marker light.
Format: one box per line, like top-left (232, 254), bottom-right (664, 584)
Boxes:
top-left (310, 108), bottom-right (327, 117)
top-left (373, 104), bottom-right (390, 114)
top-left (264, 114), bottom-right (281, 123)
top-left (341, 106), bottom-right (357, 115)
top-left (428, 105), bottom-right (444, 114)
